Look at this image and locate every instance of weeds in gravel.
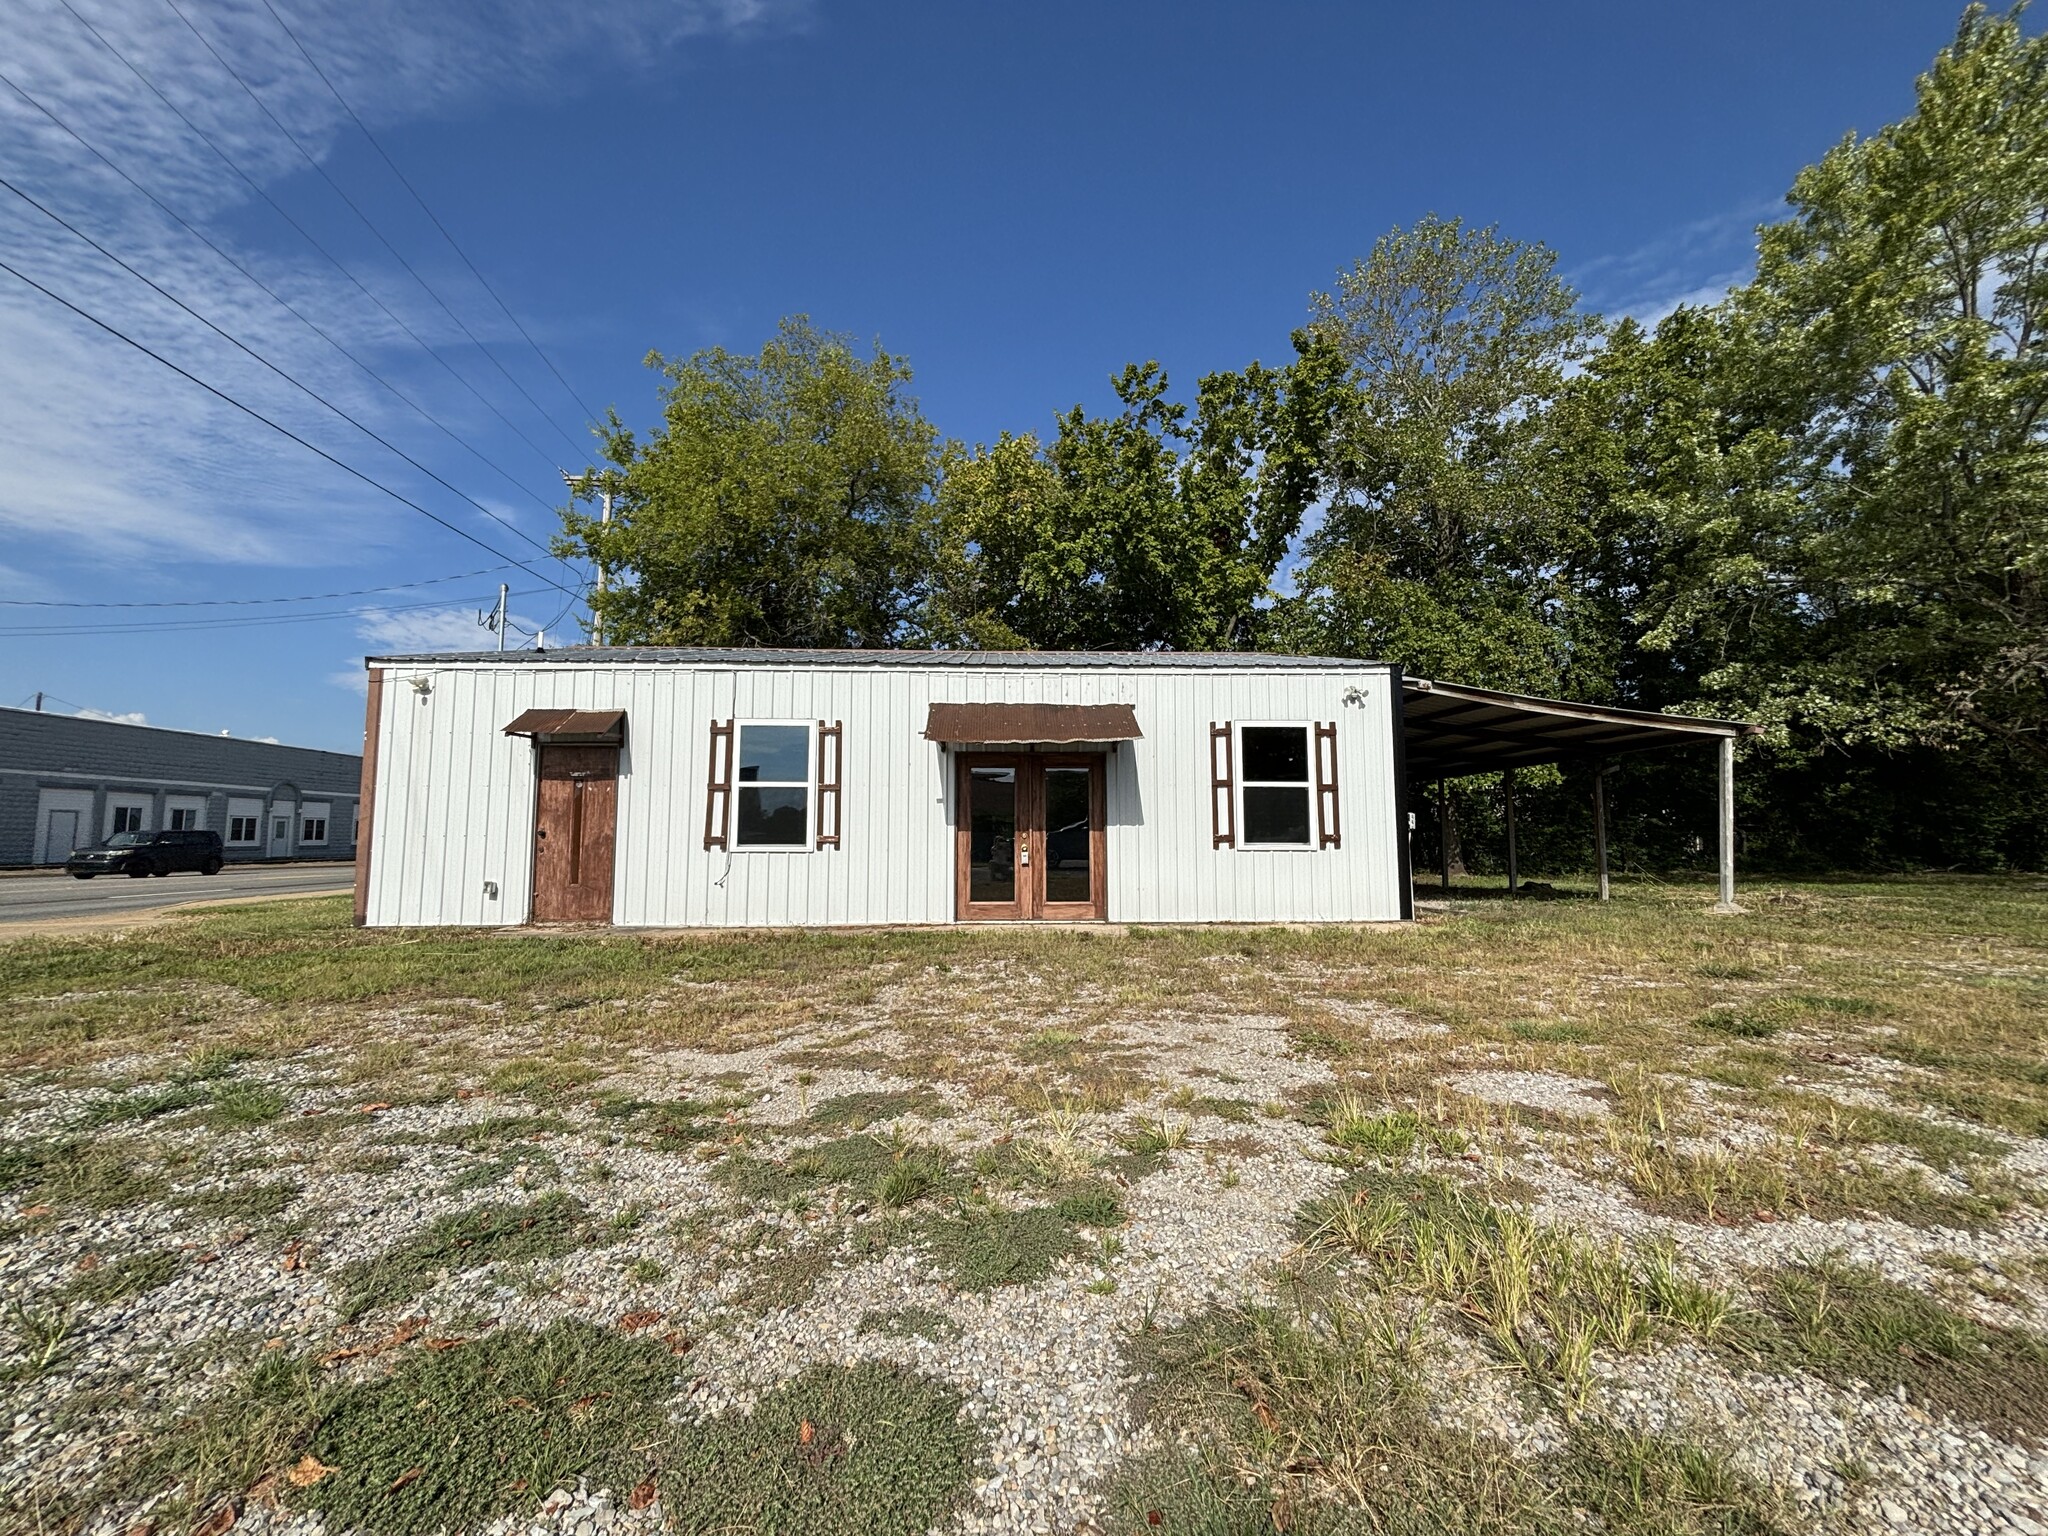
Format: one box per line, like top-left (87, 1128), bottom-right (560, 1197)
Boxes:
top-left (716, 1133), bottom-right (955, 1213)
top-left (178, 1177), bottom-right (302, 1223)
top-left (333, 1192), bottom-right (608, 1321)
top-left (801, 1087), bottom-right (950, 1132)
top-left (925, 1203), bottom-right (1085, 1291)
top-left (1, 1137), bottom-right (167, 1210)
top-left (858, 1305), bottom-right (961, 1342)
top-left (1108, 1290), bottom-right (1792, 1535)
top-left (305, 1320), bottom-right (670, 1534)
top-left (1721, 1260), bottom-right (2048, 1442)
top-left (445, 1148), bottom-right (563, 1195)
top-left (664, 1361), bottom-right (981, 1536)
top-left (1320, 1093), bottom-right (1469, 1162)
top-left (3, 1298), bottom-right (75, 1382)
top-left (202, 1080), bottom-right (290, 1128)
top-left (1300, 1172), bottom-right (1734, 1403)
top-left (66, 1249), bottom-right (180, 1307)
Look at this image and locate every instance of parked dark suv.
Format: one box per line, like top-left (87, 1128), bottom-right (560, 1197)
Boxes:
top-left (67, 829), bottom-right (224, 879)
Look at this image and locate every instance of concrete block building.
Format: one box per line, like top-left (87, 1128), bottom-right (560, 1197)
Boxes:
top-left (0, 707), bottom-right (362, 867)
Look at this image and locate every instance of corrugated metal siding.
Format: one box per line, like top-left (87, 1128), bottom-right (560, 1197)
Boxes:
top-left (364, 659), bottom-right (1403, 927)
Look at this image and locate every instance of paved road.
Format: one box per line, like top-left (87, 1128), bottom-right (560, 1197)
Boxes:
top-left (0, 863), bottom-right (354, 924)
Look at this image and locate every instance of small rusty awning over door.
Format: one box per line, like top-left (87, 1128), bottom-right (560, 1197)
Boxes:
top-left (922, 702), bottom-right (1141, 744)
top-left (502, 708), bottom-right (627, 744)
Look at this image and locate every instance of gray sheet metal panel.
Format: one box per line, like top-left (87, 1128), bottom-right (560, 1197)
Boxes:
top-left (363, 656), bottom-right (1405, 927)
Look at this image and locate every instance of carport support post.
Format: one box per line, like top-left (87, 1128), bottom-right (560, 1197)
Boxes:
top-left (1438, 778), bottom-right (1451, 892)
top-left (1593, 764), bottom-right (1610, 902)
top-left (1715, 734), bottom-right (1739, 913)
top-left (1503, 769), bottom-right (1519, 896)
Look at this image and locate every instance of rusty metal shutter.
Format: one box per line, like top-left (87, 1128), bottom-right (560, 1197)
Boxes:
top-left (816, 720), bottom-right (843, 849)
top-left (1210, 721), bottom-right (1235, 848)
top-left (1315, 721), bottom-right (1341, 848)
top-left (703, 718), bottom-right (734, 850)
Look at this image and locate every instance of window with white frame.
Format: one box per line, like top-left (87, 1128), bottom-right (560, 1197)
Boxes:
top-left (300, 801), bottom-right (330, 845)
top-left (110, 803), bottom-right (148, 835)
top-left (1237, 724), bottom-right (1313, 846)
top-left (228, 815), bottom-right (260, 844)
top-left (734, 722), bottom-right (812, 848)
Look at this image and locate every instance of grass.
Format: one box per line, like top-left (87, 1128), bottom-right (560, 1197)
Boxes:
top-left (1722, 1260), bottom-right (2048, 1442)
top-left (664, 1361), bottom-right (981, 1535)
top-left (923, 1203), bottom-right (1086, 1291)
top-left (857, 1304), bottom-right (962, 1342)
top-left (332, 1193), bottom-right (609, 1322)
top-left (66, 1249), bottom-right (180, 1306)
top-left (178, 1177), bottom-right (302, 1223)
top-left (0, 1137), bottom-right (167, 1211)
top-left (715, 1133), bottom-right (954, 1212)
top-left (1109, 1289), bottom-right (1793, 1535)
top-left (1300, 1172), bottom-right (1733, 1402)
top-left (44, 1325), bottom-right (981, 1536)
top-left (800, 1087), bottom-right (950, 1132)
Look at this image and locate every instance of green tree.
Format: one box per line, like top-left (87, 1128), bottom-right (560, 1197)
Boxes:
top-left (558, 317), bottom-right (941, 648)
top-left (1725, 4), bottom-right (2048, 760)
top-left (1274, 216), bottom-right (1602, 690)
top-left (931, 343), bottom-right (1340, 650)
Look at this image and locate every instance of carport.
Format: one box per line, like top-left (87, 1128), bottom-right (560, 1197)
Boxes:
top-left (1400, 678), bottom-right (1761, 911)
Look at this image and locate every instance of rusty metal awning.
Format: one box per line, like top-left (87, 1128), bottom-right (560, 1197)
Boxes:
top-left (502, 708), bottom-right (627, 744)
top-left (1403, 680), bottom-right (1755, 778)
top-left (922, 701), bottom-right (1141, 744)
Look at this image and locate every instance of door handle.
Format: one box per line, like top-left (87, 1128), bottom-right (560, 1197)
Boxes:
top-left (1019, 837), bottom-right (1030, 866)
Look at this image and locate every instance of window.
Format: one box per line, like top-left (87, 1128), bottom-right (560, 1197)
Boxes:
top-left (734, 723), bottom-right (812, 848)
top-left (168, 807), bottom-right (198, 830)
top-left (1237, 725), bottom-right (1312, 846)
top-left (228, 816), bottom-right (259, 844)
top-left (111, 804), bottom-right (147, 835)
top-left (300, 801), bottom-right (329, 846)
top-left (273, 818), bottom-right (288, 843)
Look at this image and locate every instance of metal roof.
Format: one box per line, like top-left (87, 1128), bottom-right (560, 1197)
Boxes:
top-left (1402, 678), bottom-right (1757, 778)
top-left (923, 701), bottom-right (1143, 743)
top-left (365, 646), bottom-right (1390, 671)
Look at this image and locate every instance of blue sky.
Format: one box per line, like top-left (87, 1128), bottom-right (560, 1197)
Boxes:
top-left (0, 0), bottom-right (1997, 752)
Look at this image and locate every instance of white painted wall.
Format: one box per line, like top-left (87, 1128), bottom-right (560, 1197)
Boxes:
top-left (363, 659), bottom-right (1406, 928)
top-left (34, 787), bottom-right (93, 864)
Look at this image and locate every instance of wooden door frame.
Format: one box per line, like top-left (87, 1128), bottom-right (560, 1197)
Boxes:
top-left (953, 751), bottom-right (1108, 922)
top-left (955, 753), bottom-right (1028, 921)
top-left (530, 743), bottom-right (620, 924)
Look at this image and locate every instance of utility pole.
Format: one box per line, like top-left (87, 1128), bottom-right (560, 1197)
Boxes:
top-left (33, 691), bottom-right (42, 712)
top-left (496, 584), bottom-right (508, 653)
top-left (564, 471), bottom-right (615, 647)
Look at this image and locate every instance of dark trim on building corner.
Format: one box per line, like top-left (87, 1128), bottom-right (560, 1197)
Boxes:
top-left (1388, 665), bottom-right (1415, 921)
top-left (353, 668), bottom-right (383, 927)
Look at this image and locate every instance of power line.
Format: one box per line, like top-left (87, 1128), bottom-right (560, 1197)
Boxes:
top-left (50, 0), bottom-right (571, 477)
top-left (0, 66), bottom-right (566, 524)
top-left (0, 587), bottom-right (550, 637)
top-left (159, 0), bottom-right (590, 462)
top-left (255, 0), bottom-right (603, 434)
top-left (0, 252), bottom-right (585, 598)
top-left (0, 563), bottom-right (520, 608)
top-left (0, 170), bottom-right (578, 572)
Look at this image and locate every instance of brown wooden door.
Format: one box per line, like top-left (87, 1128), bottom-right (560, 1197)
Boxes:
top-left (955, 753), bottom-right (1106, 921)
top-left (532, 745), bottom-right (617, 923)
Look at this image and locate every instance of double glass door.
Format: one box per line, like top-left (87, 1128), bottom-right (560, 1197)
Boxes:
top-left (956, 754), bottom-right (1105, 920)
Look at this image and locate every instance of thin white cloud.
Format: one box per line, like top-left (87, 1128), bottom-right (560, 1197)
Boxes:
top-left (0, 0), bottom-right (805, 575)
top-left (75, 705), bottom-right (147, 723)
top-left (329, 598), bottom-right (551, 691)
top-left (1569, 200), bottom-right (1778, 325)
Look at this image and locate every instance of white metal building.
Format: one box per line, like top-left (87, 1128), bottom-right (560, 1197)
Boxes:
top-left (357, 649), bottom-right (1409, 927)
top-left (355, 648), bottom-right (1752, 929)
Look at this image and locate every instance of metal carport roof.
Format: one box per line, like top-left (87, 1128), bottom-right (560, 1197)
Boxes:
top-left (1403, 678), bottom-right (1758, 780)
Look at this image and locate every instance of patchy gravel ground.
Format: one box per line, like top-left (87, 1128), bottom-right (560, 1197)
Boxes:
top-left (3, 910), bottom-right (2047, 1536)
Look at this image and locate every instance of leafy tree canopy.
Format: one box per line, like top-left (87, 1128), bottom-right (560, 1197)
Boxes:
top-left (558, 316), bottom-right (941, 648)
